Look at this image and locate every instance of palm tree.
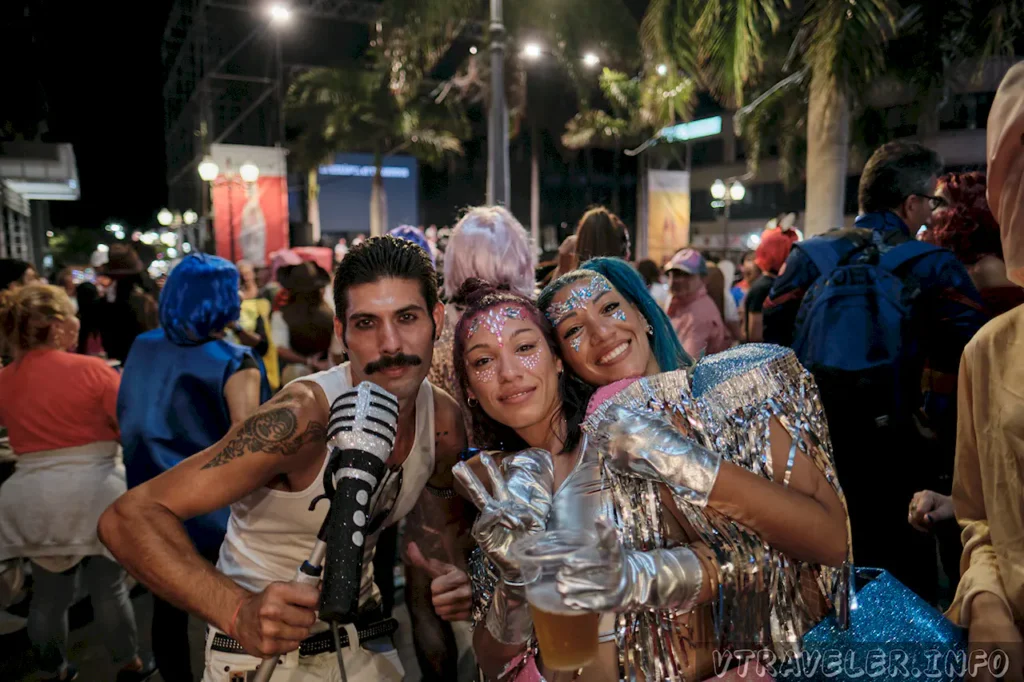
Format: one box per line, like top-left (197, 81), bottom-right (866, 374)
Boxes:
top-left (286, 0), bottom-right (473, 237)
top-left (642, 0), bottom-right (1023, 235)
top-left (561, 67), bottom-right (696, 151)
top-left (287, 65), bottom-right (467, 237)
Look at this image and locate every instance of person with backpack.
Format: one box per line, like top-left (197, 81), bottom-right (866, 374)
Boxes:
top-left (763, 141), bottom-right (987, 604)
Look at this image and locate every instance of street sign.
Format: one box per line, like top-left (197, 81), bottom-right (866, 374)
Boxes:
top-left (658, 116), bottom-right (723, 143)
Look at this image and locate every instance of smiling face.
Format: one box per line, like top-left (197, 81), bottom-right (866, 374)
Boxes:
top-left (336, 277), bottom-right (444, 403)
top-left (547, 275), bottom-right (658, 386)
top-left (461, 305), bottom-right (563, 437)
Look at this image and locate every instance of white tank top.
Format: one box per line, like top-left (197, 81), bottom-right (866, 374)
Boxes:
top-left (217, 363), bottom-right (435, 611)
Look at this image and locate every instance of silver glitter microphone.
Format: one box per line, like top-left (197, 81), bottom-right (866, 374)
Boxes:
top-left (319, 381), bottom-right (399, 623)
top-left (252, 381), bottom-right (399, 682)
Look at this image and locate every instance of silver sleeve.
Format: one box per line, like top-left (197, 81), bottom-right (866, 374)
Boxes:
top-left (483, 581), bottom-right (534, 645)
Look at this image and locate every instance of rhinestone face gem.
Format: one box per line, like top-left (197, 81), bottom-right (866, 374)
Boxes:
top-left (545, 275), bottom-right (613, 327)
top-left (467, 306), bottom-right (528, 348)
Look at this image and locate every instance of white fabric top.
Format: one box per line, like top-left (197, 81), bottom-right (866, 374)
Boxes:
top-left (0, 441), bottom-right (124, 571)
top-left (217, 363), bottom-right (435, 610)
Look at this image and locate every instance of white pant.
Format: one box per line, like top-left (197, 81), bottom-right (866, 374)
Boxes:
top-left (202, 624), bottom-right (405, 682)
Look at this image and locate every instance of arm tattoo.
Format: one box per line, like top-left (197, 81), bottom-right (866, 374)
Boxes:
top-left (202, 407), bottom-right (327, 469)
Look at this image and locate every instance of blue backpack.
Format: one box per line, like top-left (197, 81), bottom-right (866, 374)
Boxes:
top-left (790, 228), bottom-right (941, 425)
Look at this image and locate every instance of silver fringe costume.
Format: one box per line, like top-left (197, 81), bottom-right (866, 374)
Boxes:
top-left (471, 344), bottom-right (851, 681)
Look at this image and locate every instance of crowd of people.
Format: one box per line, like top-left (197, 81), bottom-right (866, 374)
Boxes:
top-left (2, 61), bottom-right (1024, 682)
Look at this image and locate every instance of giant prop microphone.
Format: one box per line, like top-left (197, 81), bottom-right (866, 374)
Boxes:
top-left (252, 381), bottom-right (399, 682)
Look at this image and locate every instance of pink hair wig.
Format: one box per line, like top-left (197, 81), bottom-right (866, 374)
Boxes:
top-left (444, 206), bottom-right (536, 301)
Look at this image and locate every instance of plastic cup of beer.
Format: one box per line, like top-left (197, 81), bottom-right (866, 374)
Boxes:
top-left (511, 529), bottom-right (601, 671)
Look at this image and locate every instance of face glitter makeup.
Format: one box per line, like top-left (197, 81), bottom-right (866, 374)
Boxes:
top-left (519, 346), bottom-right (542, 371)
top-left (546, 275), bottom-right (613, 327)
top-left (467, 306), bottom-right (527, 348)
top-left (570, 336), bottom-right (582, 354)
top-left (611, 309), bottom-right (627, 322)
top-left (475, 364), bottom-right (496, 383)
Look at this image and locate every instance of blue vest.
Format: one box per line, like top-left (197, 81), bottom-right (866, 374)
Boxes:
top-left (118, 329), bottom-right (270, 553)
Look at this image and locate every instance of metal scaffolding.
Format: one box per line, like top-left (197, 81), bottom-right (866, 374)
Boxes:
top-left (161, 0), bottom-right (383, 214)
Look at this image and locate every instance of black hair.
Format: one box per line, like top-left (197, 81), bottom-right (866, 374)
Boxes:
top-left (453, 278), bottom-right (584, 454)
top-left (333, 235), bottom-right (439, 330)
top-left (0, 259), bottom-right (32, 291)
top-left (859, 141), bottom-right (944, 214)
top-left (575, 206), bottom-right (631, 263)
top-left (635, 259), bottom-right (660, 288)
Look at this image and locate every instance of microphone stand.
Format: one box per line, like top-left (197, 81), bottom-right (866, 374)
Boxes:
top-left (252, 499), bottom-right (337, 682)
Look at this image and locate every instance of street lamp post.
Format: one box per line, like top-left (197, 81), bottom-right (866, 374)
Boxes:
top-left (487, 0), bottom-right (509, 207)
top-left (521, 44), bottom-right (599, 257)
top-left (710, 178), bottom-right (746, 254)
top-left (198, 159), bottom-right (260, 262)
top-left (268, 4), bottom-right (291, 147)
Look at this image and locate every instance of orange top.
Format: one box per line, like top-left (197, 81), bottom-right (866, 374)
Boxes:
top-left (0, 349), bottom-right (120, 454)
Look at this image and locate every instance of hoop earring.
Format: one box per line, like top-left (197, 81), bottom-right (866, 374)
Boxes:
top-left (467, 396), bottom-right (478, 407)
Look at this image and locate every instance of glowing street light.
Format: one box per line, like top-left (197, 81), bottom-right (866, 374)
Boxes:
top-left (656, 63), bottom-right (668, 76)
top-left (198, 156), bottom-right (219, 182)
top-left (469, 45), bottom-right (478, 55)
top-left (183, 210), bottom-right (198, 225)
top-left (582, 52), bottom-right (600, 68)
top-left (239, 161), bottom-right (260, 183)
top-left (157, 208), bottom-right (174, 226)
top-left (96, 243), bottom-right (110, 253)
top-left (522, 42), bottom-right (543, 60)
top-left (710, 179), bottom-right (727, 200)
top-left (269, 3), bottom-right (292, 24)
top-left (115, 230), bottom-right (126, 240)
top-left (160, 232), bottom-right (178, 247)
top-left (729, 181), bottom-right (746, 202)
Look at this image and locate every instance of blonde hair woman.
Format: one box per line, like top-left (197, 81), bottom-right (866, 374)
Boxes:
top-left (0, 285), bottom-right (151, 681)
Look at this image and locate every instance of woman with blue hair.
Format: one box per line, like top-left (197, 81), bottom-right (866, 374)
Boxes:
top-left (117, 254), bottom-right (270, 682)
top-left (538, 256), bottom-right (689, 378)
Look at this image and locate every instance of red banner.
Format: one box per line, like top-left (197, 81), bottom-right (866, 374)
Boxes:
top-left (210, 144), bottom-right (289, 265)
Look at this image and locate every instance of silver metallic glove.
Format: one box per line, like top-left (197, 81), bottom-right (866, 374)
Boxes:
top-left (453, 449), bottom-right (554, 644)
top-left (598, 403), bottom-right (721, 507)
top-left (556, 520), bottom-right (704, 614)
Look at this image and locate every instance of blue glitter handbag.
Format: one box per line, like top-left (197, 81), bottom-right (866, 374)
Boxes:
top-left (779, 567), bottom-right (966, 681)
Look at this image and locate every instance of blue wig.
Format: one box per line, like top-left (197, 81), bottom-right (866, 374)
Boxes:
top-left (388, 225), bottom-right (435, 265)
top-left (159, 254), bottom-right (241, 345)
top-left (539, 257), bottom-right (691, 372)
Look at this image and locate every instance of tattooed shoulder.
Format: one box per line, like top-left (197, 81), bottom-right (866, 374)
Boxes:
top-left (202, 404), bottom-right (327, 470)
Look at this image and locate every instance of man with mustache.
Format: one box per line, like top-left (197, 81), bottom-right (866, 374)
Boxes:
top-left (98, 236), bottom-right (473, 682)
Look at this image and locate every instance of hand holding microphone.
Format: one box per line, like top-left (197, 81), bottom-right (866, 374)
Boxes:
top-left (252, 381), bottom-right (399, 682)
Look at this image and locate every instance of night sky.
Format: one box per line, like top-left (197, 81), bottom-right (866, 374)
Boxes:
top-left (27, 0), bottom-right (173, 230)
top-left (19, 0), bottom-right (652, 232)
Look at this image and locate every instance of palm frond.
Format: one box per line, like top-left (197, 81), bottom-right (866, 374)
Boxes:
top-left (691, 0), bottom-right (788, 106)
top-left (561, 110), bottom-right (630, 150)
top-left (803, 0), bottom-right (898, 97)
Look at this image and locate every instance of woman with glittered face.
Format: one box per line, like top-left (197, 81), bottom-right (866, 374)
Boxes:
top-left (537, 257), bottom-right (690, 388)
top-left (445, 278), bottom-right (850, 682)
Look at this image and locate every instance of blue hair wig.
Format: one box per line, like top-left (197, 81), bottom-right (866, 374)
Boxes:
top-left (388, 225), bottom-right (434, 265)
top-left (159, 254), bottom-right (241, 345)
top-left (539, 257), bottom-right (691, 372)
